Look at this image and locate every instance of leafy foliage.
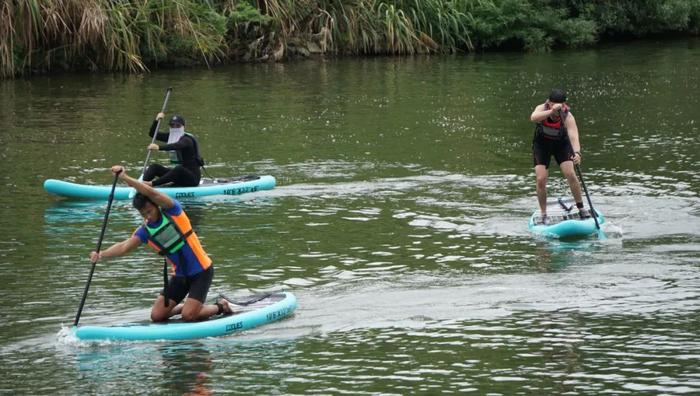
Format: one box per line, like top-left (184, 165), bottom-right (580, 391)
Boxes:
top-left (2, 0), bottom-right (698, 78)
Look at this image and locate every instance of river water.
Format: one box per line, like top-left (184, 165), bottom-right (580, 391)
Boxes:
top-left (1, 39), bottom-right (699, 395)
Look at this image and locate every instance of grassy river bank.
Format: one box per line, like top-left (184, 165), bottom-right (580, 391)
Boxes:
top-left (2, 0), bottom-right (699, 78)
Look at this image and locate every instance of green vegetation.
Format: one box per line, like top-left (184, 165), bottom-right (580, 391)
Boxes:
top-left (2, 0), bottom-right (699, 78)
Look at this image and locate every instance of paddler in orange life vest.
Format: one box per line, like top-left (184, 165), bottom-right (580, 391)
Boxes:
top-left (530, 89), bottom-right (590, 224)
top-left (89, 165), bottom-right (233, 322)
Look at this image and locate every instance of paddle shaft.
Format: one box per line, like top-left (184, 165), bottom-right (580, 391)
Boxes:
top-left (73, 173), bottom-right (120, 326)
top-left (219, 292), bottom-right (272, 306)
top-left (575, 164), bottom-right (601, 230)
top-left (138, 87), bottom-right (173, 180)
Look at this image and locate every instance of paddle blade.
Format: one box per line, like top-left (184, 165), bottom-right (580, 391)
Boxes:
top-left (597, 227), bottom-right (607, 240)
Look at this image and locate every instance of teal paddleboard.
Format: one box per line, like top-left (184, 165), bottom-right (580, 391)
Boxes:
top-left (44, 175), bottom-right (275, 200)
top-left (528, 197), bottom-right (605, 239)
top-left (73, 292), bottom-right (296, 341)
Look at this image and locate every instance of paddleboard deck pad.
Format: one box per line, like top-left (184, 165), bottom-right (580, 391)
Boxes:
top-left (73, 292), bottom-right (296, 341)
top-left (528, 197), bottom-right (605, 239)
top-left (44, 174), bottom-right (275, 200)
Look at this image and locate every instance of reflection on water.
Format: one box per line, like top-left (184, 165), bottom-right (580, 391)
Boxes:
top-left (50, 337), bottom-right (303, 395)
top-left (75, 343), bottom-right (214, 395)
top-left (280, 310), bottom-right (699, 394)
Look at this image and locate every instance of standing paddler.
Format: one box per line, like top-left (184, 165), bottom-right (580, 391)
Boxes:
top-left (530, 88), bottom-right (590, 224)
top-left (89, 165), bottom-right (232, 322)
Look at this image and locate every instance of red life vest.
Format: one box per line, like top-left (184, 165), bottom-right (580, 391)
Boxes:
top-left (536, 102), bottom-right (569, 140)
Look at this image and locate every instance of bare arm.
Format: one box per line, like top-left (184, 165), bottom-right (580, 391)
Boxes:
top-left (112, 165), bottom-right (174, 209)
top-left (90, 235), bottom-right (141, 262)
top-left (530, 103), bottom-right (562, 122)
top-left (565, 113), bottom-right (583, 164)
top-left (565, 113), bottom-right (580, 152)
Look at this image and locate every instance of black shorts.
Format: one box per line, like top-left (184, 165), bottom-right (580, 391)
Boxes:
top-left (532, 137), bottom-right (574, 168)
top-left (161, 266), bottom-right (214, 304)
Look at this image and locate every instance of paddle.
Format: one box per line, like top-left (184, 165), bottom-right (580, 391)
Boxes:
top-left (557, 197), bottom-right (573, 212)
top-left (219, 292), bottom-right (273, 307)
top-left (73, 171), bottom-right (121, 327)
top-left (575, 163), bottom-right (606, 239)
top-left (137, 87), bottom-right (173, 181)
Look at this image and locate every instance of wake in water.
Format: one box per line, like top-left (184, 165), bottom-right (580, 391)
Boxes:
top-left (56, 326), bottom-right (82, 347)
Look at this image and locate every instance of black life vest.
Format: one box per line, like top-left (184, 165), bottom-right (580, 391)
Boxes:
top-left (170, 133), bottom-right (205, 168)
top-left (535, 102), bottom-right (569, 140)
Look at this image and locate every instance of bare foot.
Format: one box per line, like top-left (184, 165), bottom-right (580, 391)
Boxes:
top-left (218, 299), bottom-right (233, 314)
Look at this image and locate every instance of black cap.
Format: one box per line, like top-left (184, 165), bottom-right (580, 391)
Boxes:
top-left (548, 89), bottom-right (567, 103)
top-left (168, 115), bottom-right (185, 127)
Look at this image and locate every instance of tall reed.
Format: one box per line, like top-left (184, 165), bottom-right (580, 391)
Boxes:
top-left (2, 0), bottom-right (698, 78)
top-left (1, 0), bottom-right (228, 78)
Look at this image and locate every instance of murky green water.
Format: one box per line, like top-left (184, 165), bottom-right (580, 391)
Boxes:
top-left (1, 39), bottom-right (699, 395)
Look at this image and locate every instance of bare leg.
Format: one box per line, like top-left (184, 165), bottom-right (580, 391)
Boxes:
top-left (535, 165), bottom-right (548, 215)
top-left (181, 298), bottom-right (233, 322)
top-left (560, 161), bottom-right (583, 203)
top-left (150, 295), bottom-right (178, 322)
top-left (169, 302), bottom-right (184, 317)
